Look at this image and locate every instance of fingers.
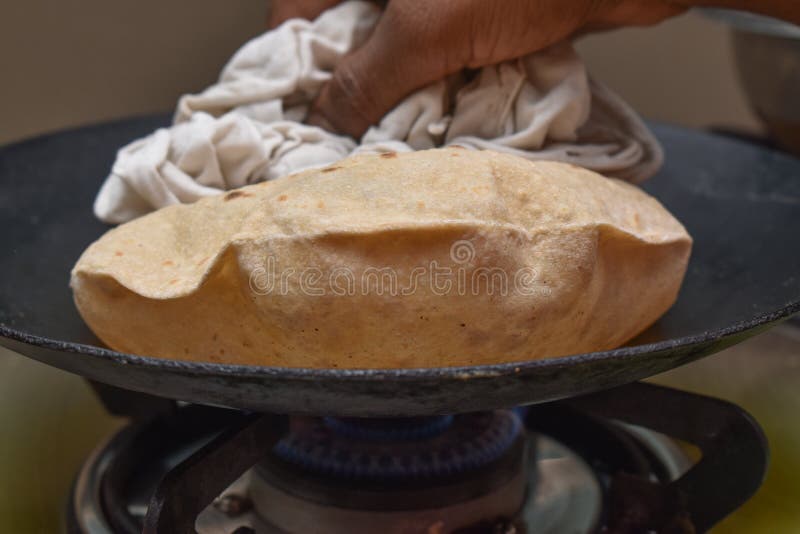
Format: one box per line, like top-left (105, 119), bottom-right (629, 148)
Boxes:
top-left (304, 0), bottom-right (686, 139)
top-left (307, 1), bottom-right (459, 139)
top-left (306, 0), bottom-right (581, 139)
top-left (267, 0), bottom-right (344, 29)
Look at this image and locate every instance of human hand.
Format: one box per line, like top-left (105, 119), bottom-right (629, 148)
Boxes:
top-left (269, 0), bottom-right (685, 139)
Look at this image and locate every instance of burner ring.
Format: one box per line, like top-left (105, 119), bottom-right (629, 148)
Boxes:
top-left (272, 411), bottom-right (522, 481)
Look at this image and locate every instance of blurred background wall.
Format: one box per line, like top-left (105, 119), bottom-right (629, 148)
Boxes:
top-left (0, 1), bottom-right (760, 146)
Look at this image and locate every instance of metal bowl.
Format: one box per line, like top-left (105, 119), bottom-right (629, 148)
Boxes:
top-left (705, 9), bottom-right (800, 155)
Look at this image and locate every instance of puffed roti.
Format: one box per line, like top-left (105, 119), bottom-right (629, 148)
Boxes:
top-left (71, 148), bottom-right (692, 368)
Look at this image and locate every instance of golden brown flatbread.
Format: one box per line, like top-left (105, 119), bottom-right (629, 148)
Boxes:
top-left (71, 148), bottom-right (691, 368)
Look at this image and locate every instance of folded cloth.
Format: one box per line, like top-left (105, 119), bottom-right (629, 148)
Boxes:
top-left (95, 0), bottom-right (663, 224)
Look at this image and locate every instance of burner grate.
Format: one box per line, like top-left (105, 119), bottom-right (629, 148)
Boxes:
top-left (66, 383), bottom-right (768, 534)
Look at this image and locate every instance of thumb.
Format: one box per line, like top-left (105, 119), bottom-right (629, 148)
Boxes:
top-left (307, 3), bottom-right (456, 139)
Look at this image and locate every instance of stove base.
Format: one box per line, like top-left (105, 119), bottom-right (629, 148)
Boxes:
top-left (66, 403), bottom-right (689, 534)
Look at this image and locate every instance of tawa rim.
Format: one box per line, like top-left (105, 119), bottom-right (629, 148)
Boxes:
top-left (0, 302), bottom-right (795, 416)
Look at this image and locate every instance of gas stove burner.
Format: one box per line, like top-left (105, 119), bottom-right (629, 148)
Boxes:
top-left (255, 411), bottom-right (529, 532)
top-left (271, 412), bottom-right (522, 481)
top-left (69, 383), bottom-right (770, 534)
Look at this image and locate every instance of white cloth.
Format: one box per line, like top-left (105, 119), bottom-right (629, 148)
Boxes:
top-left (95, 1), bottom-right (663, 224)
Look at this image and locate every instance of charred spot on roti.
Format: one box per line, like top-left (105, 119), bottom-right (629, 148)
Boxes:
top-left (224, 191), bottom-right (253, 201)
top-left (162, 260), bottom-right (174, 267)
top-left (114, 251), bottom-right (124, 257)
top-left (321, 166), bottom-right (341, 173)
top-left (380, 152), bottom-right (397, 159)
top-left (317, 201), bottom-right (325, 209)
top-left (278, 194), bottom-right (288, 202)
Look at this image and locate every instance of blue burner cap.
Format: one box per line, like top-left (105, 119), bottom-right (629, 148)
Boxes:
top-left (272, 411), bottom-right (522, 481)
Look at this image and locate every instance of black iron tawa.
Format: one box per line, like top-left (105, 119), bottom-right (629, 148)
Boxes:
top-left (1, 116), bottom-right (799, 416)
